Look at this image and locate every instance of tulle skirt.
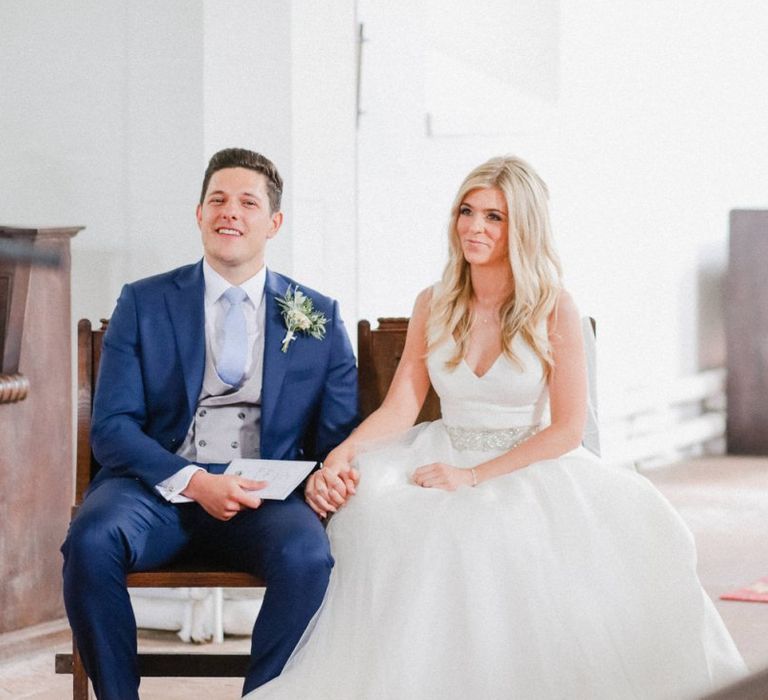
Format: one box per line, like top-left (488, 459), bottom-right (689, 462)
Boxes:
top-left (247, 421), bottom-right (746, 699)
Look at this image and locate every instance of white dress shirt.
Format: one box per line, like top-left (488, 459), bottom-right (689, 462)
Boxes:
top-left (155, 261), bottom-right (267, 502)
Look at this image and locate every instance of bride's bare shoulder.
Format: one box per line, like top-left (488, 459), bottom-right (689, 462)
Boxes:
top-left (414, 285), bottom-right (434, 307)
top-left (547, 289), bottom-right (583, 341)
top-left (553, 289), bottom-right (579, 318)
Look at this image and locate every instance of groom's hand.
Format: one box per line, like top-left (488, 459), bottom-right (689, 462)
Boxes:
top-left (305, 466), bottom-right (359, 518)
top-left (182, 471), bottom-right (267, 521)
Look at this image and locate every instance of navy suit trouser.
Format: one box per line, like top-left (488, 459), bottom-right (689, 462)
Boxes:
top-left (61, 477), bottom-right (333, 700)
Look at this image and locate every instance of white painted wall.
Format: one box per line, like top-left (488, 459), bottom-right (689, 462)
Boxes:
top-left (0, 0), bottom-right (152, 323)
top-left (202, 0), bottom-right (294, 276)
top-left (119, 1), bottom-right (206, 291)
top-left (556, 1), bottom-right (768, 397)
top-left (356, 0), bottom-right (562, 323)
top-left (2, 0), bottom-right (767, 435)
top-left (356, 0), bottom-right (768, 412)
top-left (0, 0), bottom-right (296, 325)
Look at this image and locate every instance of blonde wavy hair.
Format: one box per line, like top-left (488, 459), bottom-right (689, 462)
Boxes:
top-left (427, 155), bottom-right (563, 376)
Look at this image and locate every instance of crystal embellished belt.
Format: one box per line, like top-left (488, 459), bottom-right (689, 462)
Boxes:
top-left (445, 425), bottom-right (539, 452)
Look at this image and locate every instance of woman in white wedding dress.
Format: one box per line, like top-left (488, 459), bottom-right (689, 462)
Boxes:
top-left (246, 156), bottom-right (746, 699)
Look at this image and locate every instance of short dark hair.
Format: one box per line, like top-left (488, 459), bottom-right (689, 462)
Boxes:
top-left (200, 148), bottom-right (283, 212)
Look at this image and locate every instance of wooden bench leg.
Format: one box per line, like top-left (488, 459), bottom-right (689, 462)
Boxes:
top-left (72, 637), bottom-right (90, 700)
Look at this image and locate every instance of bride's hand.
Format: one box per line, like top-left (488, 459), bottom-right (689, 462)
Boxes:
top-left (305, 457), bottom-right (360, 518)
top-left (412, 463), bottom-right (473, 491)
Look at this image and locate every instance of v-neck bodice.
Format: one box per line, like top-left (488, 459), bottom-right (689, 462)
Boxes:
top-left (427, 335), bottom-right (549, 430)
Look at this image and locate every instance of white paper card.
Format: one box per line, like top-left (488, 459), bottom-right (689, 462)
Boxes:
top-left (224, 459), bottom-right (316, 500)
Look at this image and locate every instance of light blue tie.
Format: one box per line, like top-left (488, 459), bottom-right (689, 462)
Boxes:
top-left (217, 287), bottom-right (248, 386)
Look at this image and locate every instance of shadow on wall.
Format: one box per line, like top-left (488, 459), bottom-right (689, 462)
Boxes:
top-left (71, 246), bottom-right (123, 324)
top-left (697, 248), bottom-right (725, 372)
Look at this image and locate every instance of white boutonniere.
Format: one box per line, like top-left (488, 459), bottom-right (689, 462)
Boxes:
top-left (275, 286), bottom-right (327, 353)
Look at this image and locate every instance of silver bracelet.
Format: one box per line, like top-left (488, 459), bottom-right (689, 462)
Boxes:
top-left (470, 467), bottom-right (478, 487)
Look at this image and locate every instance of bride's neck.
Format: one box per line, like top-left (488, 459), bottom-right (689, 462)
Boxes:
top-left (469, 266), bottom-right (514, 309)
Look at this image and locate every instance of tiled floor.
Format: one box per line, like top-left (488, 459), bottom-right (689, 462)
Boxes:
top-left (640, 456), bottom-right (768, 673)
top-left (2, 455), bottom-right (767, 699)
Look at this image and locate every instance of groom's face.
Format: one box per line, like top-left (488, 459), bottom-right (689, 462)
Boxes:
top-left (197, 167), bottom-right (283, 283)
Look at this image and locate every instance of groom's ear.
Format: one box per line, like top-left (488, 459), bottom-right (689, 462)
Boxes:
top-left (195, 204), bottom-right (203, 228)
top-left (268, 210), bottom-right (283, 239)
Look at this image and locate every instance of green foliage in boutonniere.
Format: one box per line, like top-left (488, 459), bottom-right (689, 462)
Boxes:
top-left (275, 286), bottom-right (328, 353)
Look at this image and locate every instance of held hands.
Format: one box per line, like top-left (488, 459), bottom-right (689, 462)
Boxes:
top-left (411, 462), bottom-right (474, 491)
top-left (182, 471), bottom-right (267, 521)
top-left (305, 459), bottom-right (360, 519)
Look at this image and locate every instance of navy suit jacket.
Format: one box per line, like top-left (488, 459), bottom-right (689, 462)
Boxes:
top-left (90, 261), bottom-right (358, 491)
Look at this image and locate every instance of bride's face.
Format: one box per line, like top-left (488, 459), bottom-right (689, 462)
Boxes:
top-left (456, 187), bottom-right (509, 268)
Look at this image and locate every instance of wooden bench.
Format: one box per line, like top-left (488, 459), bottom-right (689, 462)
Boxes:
top-left (56, 316), bottom-right (432, 699)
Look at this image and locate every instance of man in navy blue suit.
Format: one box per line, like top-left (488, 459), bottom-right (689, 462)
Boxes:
top-left (61, 148), bottom-right (358, 699)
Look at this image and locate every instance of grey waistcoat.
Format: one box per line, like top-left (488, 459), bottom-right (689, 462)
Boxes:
top-left (177, 334), bottom-right (264, 464)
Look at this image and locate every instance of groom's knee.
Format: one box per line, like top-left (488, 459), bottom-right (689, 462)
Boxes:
top-left (62, 481), bottom-right (148, 591)
top-left (62, 510), bottom-right (127, 590)
top-left (266, 529), bottom-right (334, 589)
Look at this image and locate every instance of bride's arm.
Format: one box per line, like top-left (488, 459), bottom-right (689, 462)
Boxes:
top-left (412, 290), bottom-right (587, 490)
top-left (305, 288), bottom-right (433, 515)
top-left (471, 289), bottom-right (588, 484)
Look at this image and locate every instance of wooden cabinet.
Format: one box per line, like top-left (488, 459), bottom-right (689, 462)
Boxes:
top-left (0, 225), bottom-right (82, 633)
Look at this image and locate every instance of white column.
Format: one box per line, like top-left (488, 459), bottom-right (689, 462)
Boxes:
top-left (290, 0), bottom-right (358, 322)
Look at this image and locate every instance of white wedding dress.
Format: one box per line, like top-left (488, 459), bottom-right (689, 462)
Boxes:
top-left (248, 335), bottom-right (746, 700)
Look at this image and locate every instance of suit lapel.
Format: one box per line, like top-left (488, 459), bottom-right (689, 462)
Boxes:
top-left (261, 270), bottom-right (292, 438)
top-left (166, 261), bottom-right (206, 418)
